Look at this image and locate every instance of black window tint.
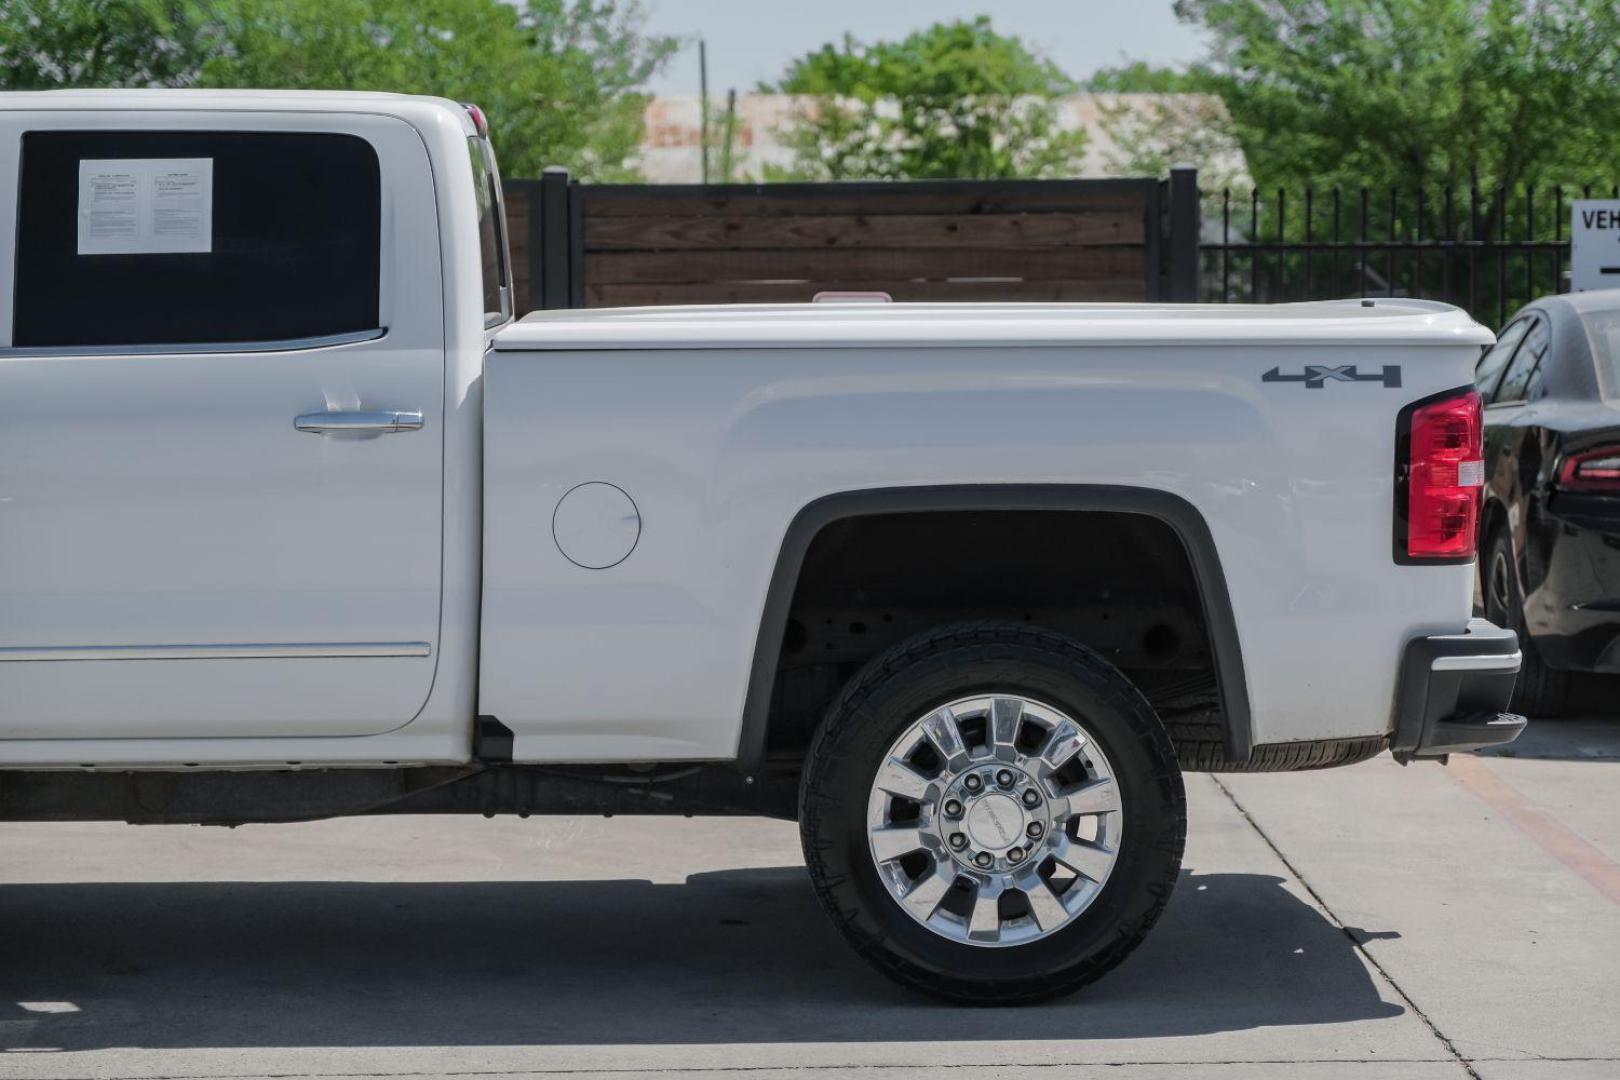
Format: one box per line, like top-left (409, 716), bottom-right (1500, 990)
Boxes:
top-left (1496, 317), bottom-right (1550, 404)
top-left (1476, 318), bottom-right (1529, 403)
top-left (14, 130), bottom-right (380, 348)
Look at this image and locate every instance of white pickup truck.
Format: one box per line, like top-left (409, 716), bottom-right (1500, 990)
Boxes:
top-left (0, 90), bottom-right (1524, 1003)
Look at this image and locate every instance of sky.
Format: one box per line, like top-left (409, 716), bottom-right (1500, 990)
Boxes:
top-left (641, 0), bottom-right (1211, 97)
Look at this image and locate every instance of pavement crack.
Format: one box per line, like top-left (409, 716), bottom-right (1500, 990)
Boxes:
top-left (1210, 774), bottom-right (1483, 1080)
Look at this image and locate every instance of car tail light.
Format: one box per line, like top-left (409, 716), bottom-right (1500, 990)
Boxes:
top-left (462, 102), bottom-right (489, 136)
top-left (1558, 446), bottom-right (1620, 492)
top-left (1396, 388), bottom-right (1484, 562)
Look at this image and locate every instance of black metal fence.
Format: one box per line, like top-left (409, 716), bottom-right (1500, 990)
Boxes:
top-left (1203, 182), bottom-right (1620, 328)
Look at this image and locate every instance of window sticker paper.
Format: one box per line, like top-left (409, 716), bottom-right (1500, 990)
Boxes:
top-left (77, 158), bottom-right (213, 255)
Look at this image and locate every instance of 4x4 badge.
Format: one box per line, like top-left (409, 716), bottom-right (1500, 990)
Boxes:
top-left (1262, 364), bottom-right (1402, 389)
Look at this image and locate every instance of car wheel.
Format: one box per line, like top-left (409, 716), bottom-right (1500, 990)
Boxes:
top-left (798, 620), bottom-right (1186, 1004)
top-left (1484, 529), bottom-right (1567, 718)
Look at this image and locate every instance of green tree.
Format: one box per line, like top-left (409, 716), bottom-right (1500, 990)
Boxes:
top-left (1084, 60), bottom-right (1203, 94)
top-left (1176, 0), bottom-right (1620, 193)
top-left (0, 0), bottom-right (673, 179)
top-left (764, 18), bottom-right (1087, 180)
top-left (199, 0), bottom-right (675, 178)
top-left (0, 0), bottom-right (216, 89)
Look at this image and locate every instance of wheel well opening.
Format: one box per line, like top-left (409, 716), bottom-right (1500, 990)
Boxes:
top-left (761, 509), bottom-right (1234, 771)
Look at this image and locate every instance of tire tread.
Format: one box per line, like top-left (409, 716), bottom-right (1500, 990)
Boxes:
top-left (799, 619), bottom-right (1185, 1004)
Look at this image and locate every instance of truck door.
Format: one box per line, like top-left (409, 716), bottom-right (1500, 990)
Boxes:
top-left (0, 113), bottom-right (445, 740)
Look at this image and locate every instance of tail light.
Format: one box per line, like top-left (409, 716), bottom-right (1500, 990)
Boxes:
top-left (1395, 387), bottom-right (1484, 563)
top-left (462, 102), bottom-right (489, 136)
top-left (1558, 446), bottom-right (1620, 492)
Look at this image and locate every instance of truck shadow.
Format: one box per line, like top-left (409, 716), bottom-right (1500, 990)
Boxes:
top-left (0, 867), bottom-right (1403, 1051)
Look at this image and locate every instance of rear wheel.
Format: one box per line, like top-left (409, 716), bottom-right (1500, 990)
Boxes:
top-left (1485, 529), bottom-right (1567, 717)
top-left (798, 621), bottom-right (1185, 1004)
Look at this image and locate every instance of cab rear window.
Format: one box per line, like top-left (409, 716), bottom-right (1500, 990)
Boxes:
top-left (468, 137), bottom-right (510, 326)
top-left (13, 130), bottom-right (381, 349)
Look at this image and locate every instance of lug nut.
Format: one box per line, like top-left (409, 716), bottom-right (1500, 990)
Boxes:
top-left (1026, 821), bottom-right (1044, 839)
top-left (995, 769), bottom-right (1015, 788)
top-left (963, 774), bottom-right (983, 792)
top-left (949, 832), bottom-right (968, 850)
top-left (943, 798), bottom-right (964, 818)
top-left (1021, 789), bottom-right (1041, 808)
top-left (1008, 846), bottom-right (1026, 863)
top-left (973, 851), bottom-right (994, 869)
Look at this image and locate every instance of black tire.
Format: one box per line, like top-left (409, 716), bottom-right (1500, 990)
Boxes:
top-left (1484, 529), bottom-right (1568, 718)
top-left (798, 620), bottom-right (1186, 1004)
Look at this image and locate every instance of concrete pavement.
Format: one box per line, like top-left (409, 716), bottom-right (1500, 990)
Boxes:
top-left (1, 719), bottom-right (1617, 1079)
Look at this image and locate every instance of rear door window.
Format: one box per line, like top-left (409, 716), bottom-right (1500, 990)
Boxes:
top-left (1476, 318), bottom-right (1530, 403)
top-left (13, 130), bottom-right (381, 348)
top-left (1495, 316), bottom-right (1550, 405)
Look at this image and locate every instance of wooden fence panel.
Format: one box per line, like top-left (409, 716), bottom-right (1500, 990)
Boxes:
top-left (576, 182), bottom-right (1153, 217)
top-left (586, 247), bottom-right (1146, 285)
top-left (584, 211), bottom-right (1144, 251)
top-left (508, 175), bottom-right (1179, 313)
top-left (506, 183), bottom-right (533, 311)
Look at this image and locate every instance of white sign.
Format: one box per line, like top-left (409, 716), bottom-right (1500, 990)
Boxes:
top-left (1571, 199), bottom-right (1620, 292)
top-left (76, 158), bottom-right (213, 256)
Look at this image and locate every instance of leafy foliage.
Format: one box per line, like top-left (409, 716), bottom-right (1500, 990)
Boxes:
top-left (0, 0), bottom-right (217, 89)
top-left (1084, 60), bottom-right (1204, 94)
top-left (199, 0), bottom-right (674, 179)
top-left (0, 0), bottom-right (675, 179)
top-left (764, 18), bottom-right (1087, 180)
top-left (1177, 0), bottom-right (1620, 192)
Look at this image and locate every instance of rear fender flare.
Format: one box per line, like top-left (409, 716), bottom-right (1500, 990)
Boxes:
top-left (734, 484), bottom-right (1253, 772)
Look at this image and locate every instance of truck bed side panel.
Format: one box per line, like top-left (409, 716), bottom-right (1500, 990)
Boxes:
top-left (480, 341), bottom-right (1477, 761)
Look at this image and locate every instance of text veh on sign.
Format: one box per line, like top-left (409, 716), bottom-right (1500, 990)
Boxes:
top-left (1571, 200), bottom-right (1620, 293)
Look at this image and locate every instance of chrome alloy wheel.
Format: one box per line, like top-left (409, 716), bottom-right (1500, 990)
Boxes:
top-left (865, 694), bottom-right (1123, 947)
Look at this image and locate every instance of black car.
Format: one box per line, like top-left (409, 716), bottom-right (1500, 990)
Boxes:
top-left (1475, 291), bottom-right (1620, 716)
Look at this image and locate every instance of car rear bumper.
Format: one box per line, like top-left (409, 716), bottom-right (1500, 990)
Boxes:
top-left (1392, 618), bottom-right (1526, 761)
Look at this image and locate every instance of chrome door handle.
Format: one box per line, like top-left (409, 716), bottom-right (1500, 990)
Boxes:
top-left (294, 410), bottom-right (424, 434)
